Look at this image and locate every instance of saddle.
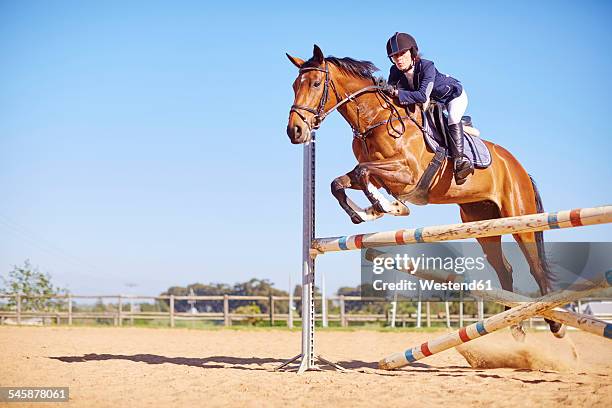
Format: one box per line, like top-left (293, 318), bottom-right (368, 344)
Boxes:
top-left (395, 102), bottom-right (492, 205)
top-left (422, 102), bottom-right (492, 169)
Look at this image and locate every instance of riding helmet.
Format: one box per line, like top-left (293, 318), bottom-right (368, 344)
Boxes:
top-left (386, 32), bottom-right (418, 57)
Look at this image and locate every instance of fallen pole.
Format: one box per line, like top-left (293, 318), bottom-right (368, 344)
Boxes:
top-left (378, 271), bottom-right (612, 370)
top-left (365, 248), bottom-right (612, 340)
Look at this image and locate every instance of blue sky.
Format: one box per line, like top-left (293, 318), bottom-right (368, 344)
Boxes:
top-left (1, 0), bottom-right (611, 296)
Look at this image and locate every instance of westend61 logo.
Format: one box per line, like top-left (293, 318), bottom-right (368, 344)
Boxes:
top-left (371, 277), bottom-right (493, 292)
top-left (372, 253), bottom-right (486, 275)
top-left (361, 242), bottom-right (612, 300)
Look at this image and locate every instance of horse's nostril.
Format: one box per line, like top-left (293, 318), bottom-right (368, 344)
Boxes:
top-left (294, 126), bottom-right (302, 138)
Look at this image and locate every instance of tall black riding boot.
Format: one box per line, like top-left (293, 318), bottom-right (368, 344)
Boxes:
top-left (448, 122), bottom-right (474, 185)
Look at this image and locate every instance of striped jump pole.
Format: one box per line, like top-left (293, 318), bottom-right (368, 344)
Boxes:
top-left (313, 206), bottom-right (612, 254)
top-left (366, 248), bottom-right (612, 340)
top-left (483, 287), bottom-right (612, 339)
top-left (378, 270), bottom-right (612, 370)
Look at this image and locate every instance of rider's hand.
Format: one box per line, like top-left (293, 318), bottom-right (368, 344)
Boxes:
top-left (380, 83), bottom-right (398, 97)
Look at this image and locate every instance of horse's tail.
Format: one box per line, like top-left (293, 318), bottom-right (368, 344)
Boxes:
top-left (529, 175), bottom-right (554, 283)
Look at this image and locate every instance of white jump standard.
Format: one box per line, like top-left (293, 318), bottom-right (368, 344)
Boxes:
top-left (276, 134), bottom-right (347, 373)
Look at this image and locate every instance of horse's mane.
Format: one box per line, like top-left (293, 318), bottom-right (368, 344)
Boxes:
top-left (303, 56), bottom-right (379, 80)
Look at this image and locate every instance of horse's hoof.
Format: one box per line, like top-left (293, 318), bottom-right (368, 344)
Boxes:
top-left (552, 323), bottom-right (567, 339)
top-left (545, 319), bottom-right (566, 338)
top-left (373, 201), bottom-right (386, 214)
top-left (350, 214), bottom-right (364, 224)
top-left (391, 201), bottom-right (410, 216)
top-left (510, 323), bottom-right (526, 343)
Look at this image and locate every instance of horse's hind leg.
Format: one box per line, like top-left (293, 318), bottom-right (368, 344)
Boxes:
top-left (513, 232), bottom-right (566, 338)
top-left (497, 175), bottom-right (566, 338)
top-left (459, 202), bottom-right (527, 342)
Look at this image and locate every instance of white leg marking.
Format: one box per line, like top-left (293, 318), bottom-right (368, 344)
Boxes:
top-left (346, 196), bottom-right (383, 221)
top-left (366, 183), bottom-right (396, 213)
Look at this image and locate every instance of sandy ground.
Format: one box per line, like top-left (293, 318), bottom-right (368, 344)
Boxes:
top-left (0, 326), bottom-right (610, 407)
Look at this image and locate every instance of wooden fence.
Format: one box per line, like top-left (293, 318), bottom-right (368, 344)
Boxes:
top-left (0, 293), bottom-right (609, 329)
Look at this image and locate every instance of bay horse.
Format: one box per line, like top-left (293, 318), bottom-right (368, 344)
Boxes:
top-left (286, 45), bottom-right (565, 340)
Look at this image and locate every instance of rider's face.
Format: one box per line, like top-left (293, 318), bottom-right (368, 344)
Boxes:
top-left (391, 49), bottom-right (413, 71)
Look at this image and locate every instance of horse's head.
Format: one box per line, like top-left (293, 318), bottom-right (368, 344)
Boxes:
top-left (286, 44), bottom-right (331, 144)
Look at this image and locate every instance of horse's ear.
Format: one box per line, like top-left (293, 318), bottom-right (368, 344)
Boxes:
top-left (286, 53), bottom-right (304, 69)
top-left (313, 44), bottom-right (324, 64)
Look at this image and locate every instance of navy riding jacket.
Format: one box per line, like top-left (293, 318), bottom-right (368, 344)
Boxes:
top-left (388, 58), bottom-right (462, 106)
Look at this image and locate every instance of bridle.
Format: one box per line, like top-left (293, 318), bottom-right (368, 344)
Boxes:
top-left (289, 61), bottom-right (334, 131)
top-left (290, 60), bottom-right (425, 140)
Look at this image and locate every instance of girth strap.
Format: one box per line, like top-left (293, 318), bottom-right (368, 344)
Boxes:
top-left (396, 146), bottom-right (447, 206)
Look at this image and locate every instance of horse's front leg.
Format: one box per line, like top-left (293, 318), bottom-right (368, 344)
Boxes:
top-left (355, 159), bottom-right (414, 215)
top-left (331, 170), bottom-right (384, 224)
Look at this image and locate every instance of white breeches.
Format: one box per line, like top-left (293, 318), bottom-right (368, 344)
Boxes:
top-left (446, 89), bottom-right (468, 125)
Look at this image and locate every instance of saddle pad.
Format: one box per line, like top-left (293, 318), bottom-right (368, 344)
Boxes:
top-left (422, 110), bottom-right (492, 169)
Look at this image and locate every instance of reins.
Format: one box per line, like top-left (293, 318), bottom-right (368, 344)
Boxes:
top-left (290, 60), bottom-right (425, 143)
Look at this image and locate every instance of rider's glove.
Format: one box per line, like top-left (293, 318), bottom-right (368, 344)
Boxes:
top-left (380, 83), bottom-right (398, 97)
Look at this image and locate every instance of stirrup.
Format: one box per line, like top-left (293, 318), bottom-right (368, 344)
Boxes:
top-left (453, 157), bottom-right (474, 185)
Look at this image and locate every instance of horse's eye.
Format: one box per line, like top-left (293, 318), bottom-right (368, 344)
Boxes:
top-left (313, 81), bottom-right (321, 88)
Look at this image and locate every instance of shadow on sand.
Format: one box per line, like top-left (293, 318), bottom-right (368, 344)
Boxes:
top-left (48, 354), bottom-right (570, 383)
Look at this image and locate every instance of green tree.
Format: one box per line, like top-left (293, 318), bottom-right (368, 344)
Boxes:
top-left (0, 260), bottom-right (67, 311)
top-left (234, 304), bottom-right (262, 325)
